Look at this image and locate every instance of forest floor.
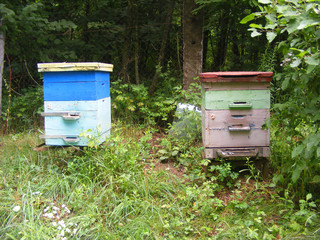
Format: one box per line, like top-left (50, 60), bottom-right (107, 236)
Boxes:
top-left (1, 123), bottom-right (320, 239)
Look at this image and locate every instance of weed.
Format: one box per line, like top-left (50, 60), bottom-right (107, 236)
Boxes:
top-left (1, 123), bottom-right (320, 239)
top-left (1, 86), bottom-right (43, 132)
top-left (208, 162), bottom-right (240, 189)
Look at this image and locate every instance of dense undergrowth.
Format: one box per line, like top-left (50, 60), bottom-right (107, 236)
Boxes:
top-left (1, 118), bottom-right (320, 239)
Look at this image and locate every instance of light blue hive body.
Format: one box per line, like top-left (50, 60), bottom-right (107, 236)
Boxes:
top-left (38, 62), bottom-right (113, 146)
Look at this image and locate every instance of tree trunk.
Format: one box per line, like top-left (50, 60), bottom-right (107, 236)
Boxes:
top-left (83, 0), bottom-right (90, 44)
top-left (134, 24), bottom-right (140, 84)
top-left (119, 0), bottom-right (133, 83)
top-left (0, 20), bottom-right (4, 117)
top-left (213, 9), bottom-right (230, 70)
top-left (202, 29), bottom-right (209, 72)
top-left (149, 0), bottom-right (175, 94)
top-left (182, 0), bottom-right (203, 91)
top-left (231, 32), bottom-right (241, 70)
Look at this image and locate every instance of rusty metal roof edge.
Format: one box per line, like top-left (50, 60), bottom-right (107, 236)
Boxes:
top-left (199, 71), bottom-right (273, 82)
top-left (199, 71), bottom-right (273, 77)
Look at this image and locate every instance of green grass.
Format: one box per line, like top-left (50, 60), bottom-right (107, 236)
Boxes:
top-left (1, 122), bottom-right (320, 239)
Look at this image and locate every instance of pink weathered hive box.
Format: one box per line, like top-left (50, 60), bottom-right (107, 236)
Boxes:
top-left (199, 71), bottom-right (273, 160)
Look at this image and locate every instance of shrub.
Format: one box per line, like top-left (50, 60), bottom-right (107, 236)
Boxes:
top-left (1, 86), bottom-right (43, 132)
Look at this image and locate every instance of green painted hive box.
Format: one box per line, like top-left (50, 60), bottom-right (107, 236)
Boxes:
top-left (199, 71), bottom-right (273, 160)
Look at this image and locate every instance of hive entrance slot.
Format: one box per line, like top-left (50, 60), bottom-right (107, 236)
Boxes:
top-left (229, 102), bottom-right (252, 109)
top-left (228, 124), bottom-right (251, 131)
top-left (63, 136), bottom-right (80, 143)
top-left (232, 115), bottom-right (246, 119)
top-left (233, 102), bottom-right (247, 104)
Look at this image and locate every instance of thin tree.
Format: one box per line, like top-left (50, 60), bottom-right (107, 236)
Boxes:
top-left (0, 19), bottom-right (5, 117)
top-left (149, 0), bottom-right (175, 94)
top-left (119, 0), bottom-right (134, 83)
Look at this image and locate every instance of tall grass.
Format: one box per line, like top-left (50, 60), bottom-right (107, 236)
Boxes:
top-left (1, 122), bottom-right (320, 239)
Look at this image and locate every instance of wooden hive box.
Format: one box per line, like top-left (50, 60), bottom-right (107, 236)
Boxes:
top-left (38, 62), bottom-right (113, 146)
top-left (199, 71), bottom-right (273, 160)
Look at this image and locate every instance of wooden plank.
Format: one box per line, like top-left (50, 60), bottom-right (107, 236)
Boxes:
top-left (44, 113), bottom-right (110, 135)
top-left (203, 128), bottom-right (270, 148)
top-left (44, 97), bottom-right (111, 132)
top-left (43, 71), bottom-right (110, 82)
top-left (204, 109), bottom-right (269, 128)
top-left (45, 99), bottom-right (102, 111)
top-left (43, 130), bottom-right (110, 146)
top-left (204, 147), bottom-right (270, 159)
top-left (38, 62), bottom-right (113, 72)
top-left (43, 79), bottom-right (110, 101)
top-left (43, 71), bottom-right (110, 101)
top-left (202, 82), bottom-right (270, 91)
top-left (203, 89), bottom-right (270, 110)
top-left (202, 109), bottom-right (270, 148)
top-left (201, 108), bottom-right (207, 150)
top-left (43, 97), bottom-right (111, 146)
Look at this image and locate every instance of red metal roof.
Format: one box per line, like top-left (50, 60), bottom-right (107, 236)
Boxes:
top-left (199, 71), bottom-right (273, 83)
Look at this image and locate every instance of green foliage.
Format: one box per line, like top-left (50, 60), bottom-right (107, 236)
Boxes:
top-left (208, 162), bottom-right (240, 189)
top-left (242, 0), bottom-right (320, 198)
top-left (169, 106), bottom-right (201, 142)
top-left (258, 44), bottom-right (277, 72)
top-left (1, 0), bottom-right (271, 95)
top-left (2, 0), bottom-right (320, 236)
top-left (271, 116), bottom-right (320, 198)
top-left (1, 124), bottom-right (320, 239)
top-left (110, 63), bottom-right (184, 126)
top-left (66, 135), bottom-right (145, 186)
top-left (1, 0), bottom-right (184, 93)
top-left (155, 85), bottom-right (202, 170)
top-left (111, 65), bottom-right (201, 128)
top-left (1, 86), bottom-right (43, 131)
top-left (197, 0), bottom-right (267, 71)
top-left (111, 80), bottom-right (178, 126)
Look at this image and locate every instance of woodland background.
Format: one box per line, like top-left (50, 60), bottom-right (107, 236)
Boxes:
top-left (1, 0), bottom-right (320, 238)
top-left (1, 0), bottom-right (320, 212)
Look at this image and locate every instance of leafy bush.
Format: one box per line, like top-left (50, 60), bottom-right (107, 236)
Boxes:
top-left (111, 66), bottom-right (201, 128)
top-left (242, 0), bottom-right (320, 199)
top-left (110, 80), bottom-right (179, 127)
top-left (1, 86), bottom-right (43, 132)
